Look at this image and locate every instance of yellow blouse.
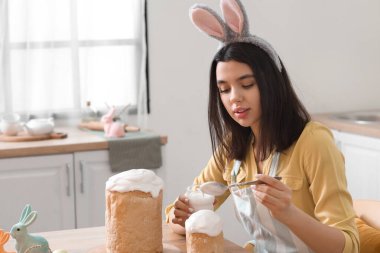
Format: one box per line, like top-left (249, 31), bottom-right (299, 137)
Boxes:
top-left (165, 121), bottom-right (359, 253)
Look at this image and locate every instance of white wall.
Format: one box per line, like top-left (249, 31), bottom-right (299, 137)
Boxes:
top-left (146, 0), bottom-right (380, 246)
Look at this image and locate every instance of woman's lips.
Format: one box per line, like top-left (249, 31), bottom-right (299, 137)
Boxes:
top-left (233, 108), bottom-right (249, 119)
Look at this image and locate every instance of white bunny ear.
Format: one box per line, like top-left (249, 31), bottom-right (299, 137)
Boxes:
top-left (190, 5), bottom-right (226, 41)
top-left (19, 204), bottom-right (32, 223)
top-left (23, 211), bottom-right (37, 227)
top-left (220, 0), bottom-right (248, 34)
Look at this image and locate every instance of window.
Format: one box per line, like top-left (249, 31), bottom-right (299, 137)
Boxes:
top-left (0, 0), bottom-right (147, 119)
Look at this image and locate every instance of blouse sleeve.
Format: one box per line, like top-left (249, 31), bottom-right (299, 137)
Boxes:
top-left (301, 123), bottom-right (359, 253)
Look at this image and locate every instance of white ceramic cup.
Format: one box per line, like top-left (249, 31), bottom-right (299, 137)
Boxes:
top-left (0, 113), bottom-right (22, 136)
top-left (185, 185), bottom-right (215, 211)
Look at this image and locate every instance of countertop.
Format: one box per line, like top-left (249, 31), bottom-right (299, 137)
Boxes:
top-left (312, 113), bottom-right (380, 139)
top-left (2, 113), bottom-right (379, 159)
top-left (0, 127), bottom-right (168, 159)
top-left (4, 225), bottom-right (247, 253)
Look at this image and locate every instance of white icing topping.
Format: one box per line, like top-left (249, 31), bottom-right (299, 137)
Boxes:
top-left (185, 190), bottom-right (214, 211)
top-left (105, 169), bottom-right (163, 198)
top-left (185, 210), bottom-right (222, 236)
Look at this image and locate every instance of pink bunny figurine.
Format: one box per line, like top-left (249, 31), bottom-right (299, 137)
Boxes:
top-left (0, 229), bottom-right (15, 253)
top-left (101, 107), bottom-right (125, 138)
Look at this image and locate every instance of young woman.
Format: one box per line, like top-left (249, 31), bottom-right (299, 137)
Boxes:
top-left (166, 1), bottom-right (359, 252)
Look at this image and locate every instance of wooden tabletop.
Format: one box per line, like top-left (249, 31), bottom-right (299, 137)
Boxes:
top-left (4, 225), bottom-right (247, 253)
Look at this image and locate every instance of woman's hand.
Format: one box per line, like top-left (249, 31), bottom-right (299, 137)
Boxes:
top-left (171, 194), bottom-right (194, 227)
top-left (252, 174), bottom-right (294, 222)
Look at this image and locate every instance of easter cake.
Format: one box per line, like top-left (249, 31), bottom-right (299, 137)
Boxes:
top-left (105, 169), bottom-right (164, 253)
top-left (185, 209), bottom-right (224, 253)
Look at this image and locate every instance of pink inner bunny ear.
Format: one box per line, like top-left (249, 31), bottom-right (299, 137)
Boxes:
top-left (190, 8), bottom-right (225, 40)
top-left (221, 0), bottom-right (244, 33)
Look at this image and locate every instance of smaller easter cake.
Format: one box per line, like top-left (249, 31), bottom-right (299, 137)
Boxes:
top-left (185, 209), bottom-right (223, 253)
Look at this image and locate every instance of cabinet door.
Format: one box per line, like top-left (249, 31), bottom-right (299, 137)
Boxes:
top-left (0, 154), bottom-right (76, 232)
top-left (74, 150), bottom-right (115, 228)
top-left (335, 132), bottom-right (380, 201)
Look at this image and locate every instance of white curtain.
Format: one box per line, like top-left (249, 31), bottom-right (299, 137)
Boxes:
top-left (0, 0), bottom-right (9, 113)
top-left (0, 0), bottom-right (147, 126)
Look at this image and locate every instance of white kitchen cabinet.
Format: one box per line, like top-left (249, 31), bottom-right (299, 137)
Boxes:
top-left (74, 150), bottom-right (115, 228)
top-left (332, 130), bottom-right (380, 201)
top-left (0, 150), bottom-right (114, 232)
top-left (0, 154), bottom-right (76, 232)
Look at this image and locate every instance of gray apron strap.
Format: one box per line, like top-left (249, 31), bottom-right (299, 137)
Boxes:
top-left (269, 152), bottom-right (280, 177)
top-left (231, 160), bottom-right (242, 184)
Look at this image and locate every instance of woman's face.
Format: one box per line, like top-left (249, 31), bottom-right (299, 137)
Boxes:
top-left (216, 60), bottom-right (261, 131)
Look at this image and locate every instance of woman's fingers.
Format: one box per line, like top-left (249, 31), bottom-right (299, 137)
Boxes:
top-left (252, 175), bottom-right (293, 218)
top-left (253, 184), bottom-right (285, 201)
top-left (172, 194), bottom-right (193, 226)
top-left (254, 189), bottom-right (278, 205)
top-left (251, 174), bottom-right (290, 201)
top-left (254, 186), bottom-right (294, 221)
top-left (174, 195), bottom-right (191, 211)
top-left (255, 174), bottom-right (285, 190)
top-left (172, 217), bottom-right (185, 227)
top-left (254, 186), bottom-right (290, 206)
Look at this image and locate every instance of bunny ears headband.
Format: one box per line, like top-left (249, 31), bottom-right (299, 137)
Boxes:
top-left (190, 0), bottom-right (282, 72)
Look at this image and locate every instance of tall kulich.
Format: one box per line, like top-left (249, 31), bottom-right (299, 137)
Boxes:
top-left (105, 169), bottom-right (164, 253)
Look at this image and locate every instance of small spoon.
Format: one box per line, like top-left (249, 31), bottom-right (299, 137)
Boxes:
top-left (199, 176), bottom-right (282, 196)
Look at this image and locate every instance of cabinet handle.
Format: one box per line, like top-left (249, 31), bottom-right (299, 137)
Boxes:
top-left (79, 161), bottom-right (85, 193)
top-left (66, 164), bottom-right (71, 197)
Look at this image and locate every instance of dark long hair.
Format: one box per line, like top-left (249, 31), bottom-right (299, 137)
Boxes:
top-left (208, 42), bottom-right (310, 171)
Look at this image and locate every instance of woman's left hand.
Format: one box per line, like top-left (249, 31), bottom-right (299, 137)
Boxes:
top-left (252, 174), bottom-right (294, 222)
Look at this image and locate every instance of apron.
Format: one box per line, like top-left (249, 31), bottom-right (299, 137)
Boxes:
top-left (230, 153), bottom-right (314, 253)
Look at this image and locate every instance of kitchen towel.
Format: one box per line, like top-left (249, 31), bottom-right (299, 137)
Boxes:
top-left (107, 131), bottom-right (163, 172)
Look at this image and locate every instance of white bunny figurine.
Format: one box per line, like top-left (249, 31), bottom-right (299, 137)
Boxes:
top-left (10, 205), bottom-right (51, 253)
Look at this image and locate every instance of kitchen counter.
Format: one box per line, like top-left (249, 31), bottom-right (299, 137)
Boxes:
top-left (312, 113), bottom-right (380, 139)
top-left (4, 224), bottom-right (247, 253)
top-left (0, 127), bottom-right (168, 158)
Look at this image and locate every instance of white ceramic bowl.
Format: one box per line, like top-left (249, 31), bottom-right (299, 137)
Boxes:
top-left (0, 113), bottom-right (22, 136)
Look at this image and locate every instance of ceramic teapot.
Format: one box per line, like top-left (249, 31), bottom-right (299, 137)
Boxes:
top-left (0, 113), bottom-right (22, 136)
top-left (24, 118), bottom-right (55, 136)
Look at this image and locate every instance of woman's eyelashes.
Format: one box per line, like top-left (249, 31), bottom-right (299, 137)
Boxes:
top-left (219, 88), bottom-right (230, 93)
top-left (218, 83), bottom-right (254, 93)
top-left (242, 83), bottom-right (254, 89)
top-left (218, 82), bottom-right (256, 93)
top-left (217, 83), bottom-right (230, 93)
